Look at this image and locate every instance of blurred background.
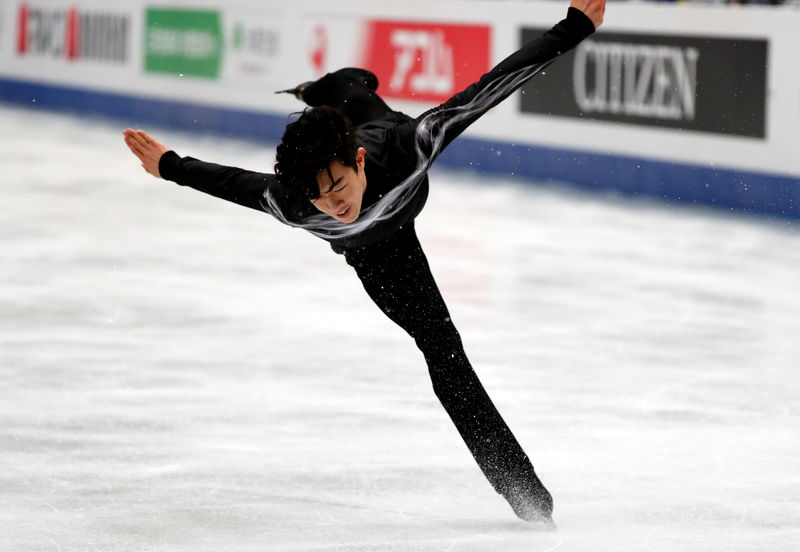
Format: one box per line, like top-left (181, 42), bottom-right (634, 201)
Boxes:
top-left (1, 0), bottom-right (798, 218)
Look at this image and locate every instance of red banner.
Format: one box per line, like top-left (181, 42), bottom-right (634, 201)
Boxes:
top-left (362, 21), bottom-right (490, 104)
top-left (17, 3), bottom-right (28, 54)
top-left (66, 8), bottom-right (79, 60)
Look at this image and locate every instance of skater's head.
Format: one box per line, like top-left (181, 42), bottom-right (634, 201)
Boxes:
top-left (275, 106), bottom-right (367, 224)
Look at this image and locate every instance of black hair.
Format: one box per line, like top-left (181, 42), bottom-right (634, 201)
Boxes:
top-left (274, 106), bottom-right (358, 200)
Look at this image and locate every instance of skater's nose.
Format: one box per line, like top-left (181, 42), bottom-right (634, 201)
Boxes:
top-left (327, 194), bottom-right (345, 212)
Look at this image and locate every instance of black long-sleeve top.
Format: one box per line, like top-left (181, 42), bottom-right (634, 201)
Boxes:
top-left (158, 8), bottom-right (595, 253)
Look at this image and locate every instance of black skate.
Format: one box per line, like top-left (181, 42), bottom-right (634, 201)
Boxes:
top-left (274, 81), bottom-right (313, 101)
top-left (502, 476), bottom-right (556, 526)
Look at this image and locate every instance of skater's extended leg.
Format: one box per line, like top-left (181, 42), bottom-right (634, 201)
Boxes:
top-left (283, 68), bottom-right (396, 127)
top-left (344, 225), bottom-right (553, 521)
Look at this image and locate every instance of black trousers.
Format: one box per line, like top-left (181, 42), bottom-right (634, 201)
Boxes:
top-left (344, 225), bottom-right (552, 517)
top-left (308, 69), bottom-right (552, 518)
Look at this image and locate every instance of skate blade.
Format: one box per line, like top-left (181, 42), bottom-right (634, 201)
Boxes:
top-left (543, 517), bottom-right (558, 531)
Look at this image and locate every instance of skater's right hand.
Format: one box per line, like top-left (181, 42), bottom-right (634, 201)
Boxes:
top-left (570, 0), bottom-right (605, 29)
top-left (123, 128), bottom-right (170, 179)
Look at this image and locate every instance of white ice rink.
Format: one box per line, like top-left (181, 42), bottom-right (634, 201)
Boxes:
top-left (1, 105), bottom-right (799, 551)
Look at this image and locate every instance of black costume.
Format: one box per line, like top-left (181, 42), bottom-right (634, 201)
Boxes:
top-left (157, 8), bottom-right (596, 521)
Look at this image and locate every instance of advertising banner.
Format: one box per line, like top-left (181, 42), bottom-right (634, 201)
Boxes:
top-left (145, 8), bottom-right (222, 79)
top-left (15, 2), bottom-right (130, 65)
top-left (0, 0), bottom-right (796, 218)
top-left (292, 16), bottom-right (490, 106)
top-left (361, 21), bottom-right (490, 104)
top-left (222, 12), bottom-right (282, 84)
top-left (519, 28), bottom-right (768, 138)
top-left (293, 15), bottom-right (364, 81)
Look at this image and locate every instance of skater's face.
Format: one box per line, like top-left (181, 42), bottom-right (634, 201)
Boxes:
top-left (311, 147), bottom-right (368, 224)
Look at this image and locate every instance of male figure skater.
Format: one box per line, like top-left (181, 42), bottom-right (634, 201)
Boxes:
top-left (123, 0), bottom-right (605, 522)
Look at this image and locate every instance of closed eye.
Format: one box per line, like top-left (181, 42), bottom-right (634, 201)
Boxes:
top-left (325, 177), bottom-right (345, 194)
top-left (311, 176), bottom-right (347, 205)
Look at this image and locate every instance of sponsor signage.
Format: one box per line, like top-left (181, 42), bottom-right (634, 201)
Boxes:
top-left (297, 18), bottom-right (363, 80)
top-left (15, 3), bottom-right (129, 63)
top-left (362, 21), bottom-right (490, 104)
top-left (145, 8), bottom-right (222, 79)
top-left (308, 23), bottom-right (328, 78)
top-left (225, 17), bottom-right (281, 79)
top-left (519, 29), bottom-right (768, 138)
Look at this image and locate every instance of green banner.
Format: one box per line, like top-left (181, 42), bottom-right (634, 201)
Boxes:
top-left (145, 8), bottom-right (222, 79)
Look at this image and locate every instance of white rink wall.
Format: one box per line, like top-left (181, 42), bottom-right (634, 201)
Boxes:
top-left (1, 0), bottom-right (798, 217)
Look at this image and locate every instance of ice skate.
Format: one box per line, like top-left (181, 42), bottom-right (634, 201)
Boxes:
top-left (503, 476), bottom-right (555, 525)
top-left (274, 81), bottom-right (313, 101)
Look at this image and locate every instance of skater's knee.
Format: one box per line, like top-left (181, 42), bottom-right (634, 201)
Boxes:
top-left (411, 314), bottom-right (460, 347)
top-left (414, 331), bottom-right (463, 365)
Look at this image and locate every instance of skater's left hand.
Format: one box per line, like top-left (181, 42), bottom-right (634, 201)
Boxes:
top-left (123, 128), bottom-right (170, 179)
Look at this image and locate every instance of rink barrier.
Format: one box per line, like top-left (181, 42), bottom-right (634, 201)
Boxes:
top-left (2, 0), bottom-right (799, 221)
top-left (439, 140), bottom-right (799, 219)
top-left (0, 77), bottom-right (287, 143)
top-left (1, 75), bottom-right (797, 220)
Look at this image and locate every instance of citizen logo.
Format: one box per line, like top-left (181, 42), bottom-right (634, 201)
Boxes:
top-left (574, 41), bottom-right (699, 122)
top-left (519, 29), bottom-right (767, 138)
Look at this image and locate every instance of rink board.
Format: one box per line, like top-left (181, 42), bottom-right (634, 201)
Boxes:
top-left (0, 0), bottom-right (798, 218)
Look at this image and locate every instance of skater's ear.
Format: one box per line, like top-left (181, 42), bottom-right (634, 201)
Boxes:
top-left (355, 147), bottom-right (366, 169)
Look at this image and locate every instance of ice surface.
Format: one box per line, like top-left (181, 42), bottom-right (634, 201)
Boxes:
top-left (1, 105), bottom-right (799, 551)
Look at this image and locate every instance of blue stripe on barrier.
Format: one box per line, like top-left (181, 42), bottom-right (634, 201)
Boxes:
top-left (436, 140), bottom-right (799, 220)
top-left (0, 77), bottom-right (290, 142)
top-left (2, 76), bottom-right (797, 220)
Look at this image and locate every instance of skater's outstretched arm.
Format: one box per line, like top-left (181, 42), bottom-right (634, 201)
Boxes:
top-left (412, 0), bottom-right (604, 159)
top-left (123, 128), bottom-right (279, 213)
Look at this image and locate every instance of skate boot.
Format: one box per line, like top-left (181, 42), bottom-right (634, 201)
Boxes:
top-left (502, 475), bottom-right (555, 525)
top-left (274, 81), bottom-right (313, 102)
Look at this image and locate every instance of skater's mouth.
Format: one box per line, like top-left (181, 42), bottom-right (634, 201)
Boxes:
top-left (336, 206), bottom-right (351, 219)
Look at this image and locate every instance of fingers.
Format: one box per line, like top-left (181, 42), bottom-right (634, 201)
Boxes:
top-left (124, 128), bottom-right (152, 150)
top-left (594, 0), bottom-right (606, 28)
top-left (123, 128), bottom-right (167, 179)
top-left (124, 132), bottom-right (146, 160)
top-left (123, 128), bottom-right (153, 145)
top-left (138, 130), bottom-right (155, 144)
top-left (123, 128), bottom-right (163, 161)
